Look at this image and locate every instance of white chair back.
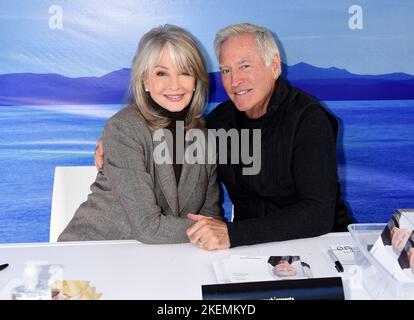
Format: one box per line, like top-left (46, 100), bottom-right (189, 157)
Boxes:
top-left (49, 166), bottom-right (97, 242)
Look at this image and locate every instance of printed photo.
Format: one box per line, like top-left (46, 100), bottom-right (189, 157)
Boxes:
top-left (213, 255), bottom-right (313, 284)
top-left (370, 209), bottom-right (414, 283)
top-left (397, 231), bottom-right (414, 279)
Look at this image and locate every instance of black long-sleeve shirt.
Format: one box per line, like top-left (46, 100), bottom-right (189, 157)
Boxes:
top-left (207, 77), bottom-right (353, 247)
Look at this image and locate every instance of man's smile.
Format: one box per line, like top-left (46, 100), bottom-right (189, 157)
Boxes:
top-left (233, 89), bottom-right (252, 96)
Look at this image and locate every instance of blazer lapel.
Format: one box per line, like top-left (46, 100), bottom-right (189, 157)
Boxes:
top-left (177, 138), bottom-right (201, 212)
top-left (153, 137), bottom-right (179, 215)
top-left (177, 162), bottom-right (200, 213)
top-left (153, 130), bottom-right (202, 214)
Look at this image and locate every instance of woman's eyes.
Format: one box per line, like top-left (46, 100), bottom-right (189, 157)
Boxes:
top-left (155, 71), bottom-right (191, 76)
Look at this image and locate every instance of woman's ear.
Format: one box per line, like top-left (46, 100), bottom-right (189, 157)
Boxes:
top-left (143, 80), bottom-right (149, 92)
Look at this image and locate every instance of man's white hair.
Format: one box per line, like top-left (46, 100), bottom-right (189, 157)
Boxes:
top-left (214, 22), bottom-right (280, 66)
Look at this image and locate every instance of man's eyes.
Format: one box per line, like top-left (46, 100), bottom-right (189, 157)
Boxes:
top-left (220, 65), bottom-right (250, 74)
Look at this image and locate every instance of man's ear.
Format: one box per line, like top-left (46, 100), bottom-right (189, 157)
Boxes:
top-left (271, 55), bottom-right (281, 79)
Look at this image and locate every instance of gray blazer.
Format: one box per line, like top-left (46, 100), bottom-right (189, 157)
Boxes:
top-left (58, 106), bottom-right (221, 243)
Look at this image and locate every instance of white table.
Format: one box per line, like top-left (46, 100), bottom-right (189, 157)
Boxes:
top-left (0, 232), bottom-right (369, 300)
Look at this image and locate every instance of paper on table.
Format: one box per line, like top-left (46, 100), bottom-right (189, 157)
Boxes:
top-left (212, 260), bottom-right (230, 283)
top-left (223, 256), bottom-right (272, 283)
top-left (212, 255), bottom-right (310, 284)
top-left (329, 245), bottom-right (358, 265)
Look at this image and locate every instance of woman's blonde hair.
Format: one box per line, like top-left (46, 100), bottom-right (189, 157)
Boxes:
top-left (129, 24), bottom-right (208, 132)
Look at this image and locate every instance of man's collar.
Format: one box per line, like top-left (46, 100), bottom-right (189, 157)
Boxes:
top-left (262, 77), bottom-right (287, 125)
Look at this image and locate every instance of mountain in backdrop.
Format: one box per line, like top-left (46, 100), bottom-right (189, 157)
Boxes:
top-left (1, 62), bottom-right (414, 106)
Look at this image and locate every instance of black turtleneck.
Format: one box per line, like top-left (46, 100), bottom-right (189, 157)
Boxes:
top-left (149, 97), bottom-right (189, 185)
top-left (206, 77), bottom-right (354, 247)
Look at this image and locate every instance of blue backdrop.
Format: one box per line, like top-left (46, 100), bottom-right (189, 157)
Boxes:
top-left (0, 0), bottom-right (413, 242)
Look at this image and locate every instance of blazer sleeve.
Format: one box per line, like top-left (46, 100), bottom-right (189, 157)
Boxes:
top-left (103, 115), bottom-right (193, 244)
top-left (198, 162), bottom-right (222, 220)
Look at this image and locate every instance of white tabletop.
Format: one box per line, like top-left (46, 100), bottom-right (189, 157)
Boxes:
top-left (0, 233), bottom-right (369, 300)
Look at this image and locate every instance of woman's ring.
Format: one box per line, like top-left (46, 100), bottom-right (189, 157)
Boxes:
top-left (198, 239), bottom-right (205, 247)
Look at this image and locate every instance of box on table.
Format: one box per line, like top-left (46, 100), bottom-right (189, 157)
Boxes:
top-left (348, 223), bottom-right (414, 300)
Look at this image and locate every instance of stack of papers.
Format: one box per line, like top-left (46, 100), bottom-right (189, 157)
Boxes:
top-left (213, 255), bottom-right (313, 284)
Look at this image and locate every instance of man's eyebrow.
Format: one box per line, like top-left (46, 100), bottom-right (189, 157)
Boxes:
top-left (237, 59), bottom-right (250, 65)
top-left (219, 60), bottom-right (250, 69)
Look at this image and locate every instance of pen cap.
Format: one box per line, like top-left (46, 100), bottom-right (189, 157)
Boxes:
top-left (328, 249), bottom-right (338, 261)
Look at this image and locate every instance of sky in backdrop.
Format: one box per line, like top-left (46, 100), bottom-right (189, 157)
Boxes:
top-left (0, 0), bottom-right (413, 77)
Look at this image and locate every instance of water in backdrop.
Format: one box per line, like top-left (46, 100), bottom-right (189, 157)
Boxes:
top-left (0, 100), bottom-right (413, 242)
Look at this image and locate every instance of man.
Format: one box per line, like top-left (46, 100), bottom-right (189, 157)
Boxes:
top-left (186, 23), bottom-right (354, 249)
top-left (96, 23), bottom-right (354, 250)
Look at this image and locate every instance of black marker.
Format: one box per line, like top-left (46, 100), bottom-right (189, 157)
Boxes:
top-left (0, 263), bottom-right (9, 271)
top-left (328, 249), bottom-right (344, 273)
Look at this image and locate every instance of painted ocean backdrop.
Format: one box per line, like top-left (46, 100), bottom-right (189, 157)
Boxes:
top-left (0, 100), bottom-right (413, 243)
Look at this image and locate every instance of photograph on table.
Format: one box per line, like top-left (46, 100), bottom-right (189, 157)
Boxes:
top-left (370, 209), bottom-right (414, 283)
top-left (213, 255), bottom-right (313, 284)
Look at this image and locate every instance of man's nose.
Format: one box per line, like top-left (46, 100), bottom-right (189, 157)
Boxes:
top-left (231, 70), bottom-right (243, 88)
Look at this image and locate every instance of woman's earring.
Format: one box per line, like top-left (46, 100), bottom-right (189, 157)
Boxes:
top-left (145, 88), bottom-right (149, 92)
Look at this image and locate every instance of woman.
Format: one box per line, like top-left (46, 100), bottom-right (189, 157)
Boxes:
top-left (58, 25), bottom-right (221, 243)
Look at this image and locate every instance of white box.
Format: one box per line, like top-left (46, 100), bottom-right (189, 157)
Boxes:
top-left (348, 223), bottom-right (414, 299)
